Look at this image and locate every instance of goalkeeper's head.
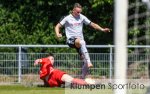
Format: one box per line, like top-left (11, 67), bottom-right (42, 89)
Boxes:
top-left (47, 53), bottom-right (54, 57)
top-left (46, 53), bottom-right (54, 65)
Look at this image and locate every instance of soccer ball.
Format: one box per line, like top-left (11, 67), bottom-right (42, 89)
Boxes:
top-left (85, 78), bottom-right (95, 84)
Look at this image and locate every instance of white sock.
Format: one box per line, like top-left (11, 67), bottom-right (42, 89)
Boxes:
top-left (80, 40), bottom-right (91, 64)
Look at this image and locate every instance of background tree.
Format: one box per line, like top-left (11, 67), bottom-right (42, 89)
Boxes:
top-left (0, 0), bottom-right (113, 52)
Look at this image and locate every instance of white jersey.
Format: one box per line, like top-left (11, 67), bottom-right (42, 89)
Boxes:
top-left (59, 14), bottom-right (91, 40)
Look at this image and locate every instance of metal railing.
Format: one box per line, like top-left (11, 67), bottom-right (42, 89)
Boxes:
top-left (0, 45), bottom-right (149, 84)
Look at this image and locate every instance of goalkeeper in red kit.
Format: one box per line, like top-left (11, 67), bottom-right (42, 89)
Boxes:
top-left (34, 53), bottom-right (88, 87)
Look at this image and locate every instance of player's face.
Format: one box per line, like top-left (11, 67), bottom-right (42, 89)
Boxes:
top-left (73, 7), bottom-right (82, 17)
top-left (49, 56), bottom-right (54, 65)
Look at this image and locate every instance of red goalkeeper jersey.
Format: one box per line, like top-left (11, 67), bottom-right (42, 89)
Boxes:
top-left (39, 58), bottom-right (54, 79)
top-left (39, 58), bottom-right (66, 87)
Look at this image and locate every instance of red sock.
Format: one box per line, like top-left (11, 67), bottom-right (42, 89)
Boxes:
top-left (72, 78), bottom-right (87, 85)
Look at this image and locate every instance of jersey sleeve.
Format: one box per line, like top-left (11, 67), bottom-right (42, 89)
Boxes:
top-left (40, 65), bottom-right (48, 79)
top-left (39, 58), bottom-right (51, 79)
top-left (59, 16), bottom-right (67, 26)
top-left (82, 15), bottom-right (91, 25)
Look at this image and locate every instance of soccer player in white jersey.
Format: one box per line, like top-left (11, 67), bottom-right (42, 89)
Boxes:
top-left (55, 3), bottom-right (110, 79)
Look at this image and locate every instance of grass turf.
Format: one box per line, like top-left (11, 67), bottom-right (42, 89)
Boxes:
top-left (0, 85), bottom-right (147, 94)
top-left (0, 85), bottom-right (64, 94)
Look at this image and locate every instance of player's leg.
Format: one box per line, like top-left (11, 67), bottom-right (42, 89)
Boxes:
top-left (75, 38), bottom-right (93, 67)
top-left (81, 62), bottom-right (89, 79)
top-left (75, 48), bottom-right (89, 79)
top-left (67, 37), bottom-right (93, 67)
top-left (61, 74), bottom-right (87, 85)
top-left (75, 38), bottom-right (93, 79)
top-left (67, 37), bottom-right (92, 79)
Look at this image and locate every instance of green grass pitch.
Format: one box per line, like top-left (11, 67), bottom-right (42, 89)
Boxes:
top-left (0, 85), bottom-right (147, 94)
top-left (0, 85), bottom-right (65, 94)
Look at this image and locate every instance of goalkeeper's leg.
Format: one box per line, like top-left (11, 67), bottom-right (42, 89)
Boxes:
top-left (61, 74), bottom-right (87, 85)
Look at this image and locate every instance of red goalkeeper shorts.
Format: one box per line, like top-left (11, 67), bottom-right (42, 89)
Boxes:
top-left (48, 69), bottom-right (66, 87)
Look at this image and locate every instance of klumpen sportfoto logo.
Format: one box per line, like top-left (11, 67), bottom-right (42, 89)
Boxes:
top-left (69, 83), bottom-right (145, 91)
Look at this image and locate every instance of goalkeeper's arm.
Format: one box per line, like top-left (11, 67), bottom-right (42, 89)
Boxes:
top-left (34, 59), bottom-right (42, 66)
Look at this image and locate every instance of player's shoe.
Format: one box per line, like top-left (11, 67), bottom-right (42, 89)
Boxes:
top-left (85, 78), bottom-right (95, 84)
top-left (87, 63), bottom-right (93, 68)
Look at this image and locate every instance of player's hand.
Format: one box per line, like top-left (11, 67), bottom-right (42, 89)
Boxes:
top-left (34, 59), bottom-right (40, 66)
top-left (56, 33), bottom-right (62, 40)
top-left (57, 33), bottom-right (62, 38)
top-left (102, 28), bottom-right (111, 32)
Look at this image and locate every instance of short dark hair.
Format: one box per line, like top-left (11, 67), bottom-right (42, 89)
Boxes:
top-left (73, 3), bottom-right (82, 9)
top-left (47, 53), bottom-right (54, 57)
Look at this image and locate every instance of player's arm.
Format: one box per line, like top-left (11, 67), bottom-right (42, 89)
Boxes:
top-left (34, 59), bottom-right (42, 66)
top-left (40, 67), bottom-right (48, 80)
top-left (55, 23), bottom-right (63, 39)
top-left (90, 22), bottom-right (110, 32)
top-left (35, 58), bottom-right (49, 80)
top-left (43, 79), bottom-right (49, 87)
